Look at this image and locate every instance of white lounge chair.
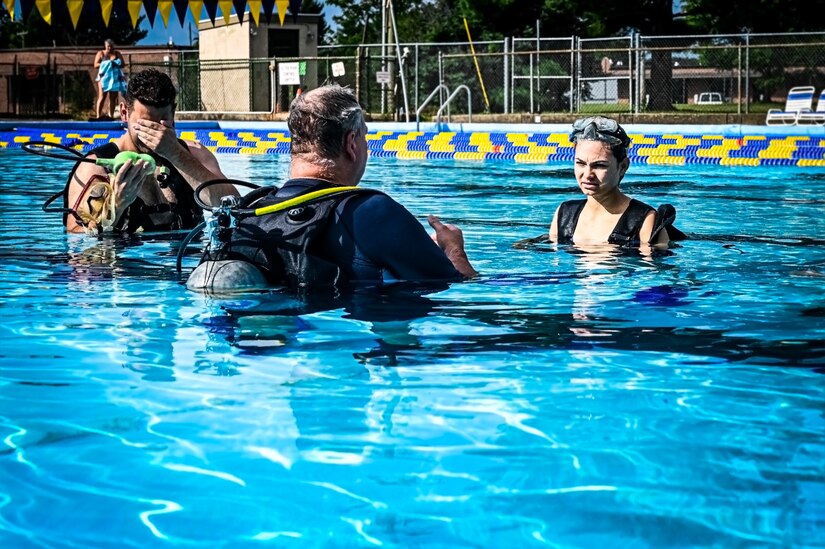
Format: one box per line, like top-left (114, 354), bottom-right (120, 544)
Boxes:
top-left (796, 89), bottom-right (825, 125)
top-left (765, 86), bottom-right (815, 126)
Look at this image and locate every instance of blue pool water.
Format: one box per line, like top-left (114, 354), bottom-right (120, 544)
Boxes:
top-left (1, 146), bottom-right (824, 547)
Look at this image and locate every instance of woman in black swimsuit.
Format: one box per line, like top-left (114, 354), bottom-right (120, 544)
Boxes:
top-left (548, 117), bottom-right (677, 247)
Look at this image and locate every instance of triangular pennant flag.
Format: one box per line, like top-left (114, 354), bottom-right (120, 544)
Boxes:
top-left (275, 0), bottom-right (287, 25)
top-left (172, 0), bottom-right (188, 26)
top-left (3, 0), bottom-right (15, 20)
top-left (218, 0), bottom-right (231, 25)
top-left (158, 0), bottom-right (173, 26)
top-left (248, 0), bottom-right (261, 26)
top-left (288, 0), bottom-right (300, 22)
top-left (203, 0), bottom-right (218, 25)
top-left (127, 0), bottom-right (142, 27)
top-left (232, 0), bottom-right (245, 25)
top-left (99, 0), bottom-right (113, 26)
top-left (67, 0), bottom-right (84, 28)
top-left (34, 0), bottom-right (51, 24)
top-left (143, 0), bottom-right (159, 26)
top-left (20, 0), bottom-right (35, 21)
top-left (189, 0), bottom-right (204, 25)
top-left (260, 0), bottom-right (274, 24)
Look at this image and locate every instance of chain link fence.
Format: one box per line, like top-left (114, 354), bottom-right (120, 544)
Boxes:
top-left (3, 32), bottom-right (825, 119)
top-left (314, 31), bottom-right (825, 119)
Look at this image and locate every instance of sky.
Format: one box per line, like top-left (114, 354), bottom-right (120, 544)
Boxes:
top-left (139, 1), bottom-right (341, 46)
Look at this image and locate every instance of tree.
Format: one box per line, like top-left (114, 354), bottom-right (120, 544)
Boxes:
top-left (682, 0), bottom-right (825, 34)
top-left (683, 0), bottom-right (825, 101)
top-left (0, 2), bottom-right (147, 49)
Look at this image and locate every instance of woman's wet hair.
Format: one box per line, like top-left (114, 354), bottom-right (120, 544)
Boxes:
top-left (124, 68), bottom-right (177, 110)
top-left (288, 84), bottom-right (365, 160)
top-left (570, 116), bottom-right (631, 162)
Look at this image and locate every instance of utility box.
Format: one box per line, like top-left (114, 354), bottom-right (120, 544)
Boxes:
top-left (197, 13), bottom-right (320, 112)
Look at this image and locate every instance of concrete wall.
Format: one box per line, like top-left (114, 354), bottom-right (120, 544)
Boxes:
top-left (198, 14), bottom-right (253, 111)
top-left (198, 13), bottom-right (321, 113)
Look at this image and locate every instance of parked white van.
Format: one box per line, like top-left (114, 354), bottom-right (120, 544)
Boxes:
top-left (694, 92), bottom-right (724, 105)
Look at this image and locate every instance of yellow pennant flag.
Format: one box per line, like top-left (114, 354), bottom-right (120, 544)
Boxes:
top-left (189, 0), bottom-right (203, 25)
top-left (67, 0), bottom-right (84, 29)
top-left (275, 0), bottom-right (288, 25)
top-left (100, 0), bottom-right (113, 26)
top-left (35, 0), bottom-right (52, 24)
top-left (2, 0), bottom-right (14, 20)
top-left (218, 0), bottom-right (232, 25)
top-left (127, 0), bottom-right (142, 28)
top-left (248, 0), bottom-right (261, 26)
top-left (158, 0), bottom-right (173, 26)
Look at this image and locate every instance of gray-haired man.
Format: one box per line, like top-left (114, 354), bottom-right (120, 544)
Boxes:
top-left (188, 84), bottom-right (475, 292)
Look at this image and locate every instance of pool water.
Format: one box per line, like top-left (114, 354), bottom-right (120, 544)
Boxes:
top-left (1, 148), bottom-right (824, 547)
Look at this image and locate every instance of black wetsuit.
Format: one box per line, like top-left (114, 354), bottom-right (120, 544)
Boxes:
top-left (225, 178), bottom-right (461, 286)
top-left (64, 142), bottom-right (202, 232)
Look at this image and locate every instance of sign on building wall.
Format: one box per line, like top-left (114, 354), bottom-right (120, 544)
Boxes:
top-left (278, 62), bottom-right (301, 85)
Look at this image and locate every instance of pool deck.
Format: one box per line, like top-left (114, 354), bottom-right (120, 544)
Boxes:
top-left (2, 120), bottom-right (825, 167)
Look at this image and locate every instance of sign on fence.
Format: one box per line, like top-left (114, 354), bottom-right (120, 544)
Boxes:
top-left (278, 62), bottom-right (301, 85)
top-left (332, 62), bottom-right (346, 77)
top-left (375, 71), bottom-right (391, 84)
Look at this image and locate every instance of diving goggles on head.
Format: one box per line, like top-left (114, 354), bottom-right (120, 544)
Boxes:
top-left (569, 116), bottom-right (631, 148)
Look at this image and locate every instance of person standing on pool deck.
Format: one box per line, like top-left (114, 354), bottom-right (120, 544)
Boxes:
top-left (94, 39), bottom-right (127, 119)
top-left (187, 83), bottom-right (476, 291)
top-left (548, 116), bottom-right (682, 247)
top-left (65, 68), bottom-right (238, 234)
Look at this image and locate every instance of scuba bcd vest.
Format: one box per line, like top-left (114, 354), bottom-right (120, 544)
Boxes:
top-left (556, 199), bottom-right (686, 245)
top-left (204, 181), bottom-right (381, 289)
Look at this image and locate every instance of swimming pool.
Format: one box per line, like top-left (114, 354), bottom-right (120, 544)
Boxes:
top-left (1, 129), bottom-right (824, 546)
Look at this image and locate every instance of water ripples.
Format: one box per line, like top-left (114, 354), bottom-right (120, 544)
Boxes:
top-left (0, 150), bottom-right (824, 546)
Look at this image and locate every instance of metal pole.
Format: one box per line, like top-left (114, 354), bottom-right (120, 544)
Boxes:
top-left (438, 50), bottom-right (444, 109)
top-left (504, 37), bottom-right (510, 114)
top-left (737, 43), bottom-right (742, 115)
top-left (536, 19), bottom-right (541, 113)
top-left (569, 36), bottom-right (575, 114)
top-left (745, 32), bottom-right (750, 114)
top-left (381, 0), bottom-right (387, 114)
top-left (631, 33), bottom-right (636, 113)
top-left (387, 0), bottom-right (409, 122)
top-left (415, 44), bottom-right (419, 114)
top-left (529, 47), bottom-right (534, 113)
top-left (511, 39), bottom-right (516, 113)
top-left (356, 45), bottom-right (362, 104)
top-left (575, 37), bottom-right (581, 113)
top-left (636, 33), bottom-right (644, 114)
top-left (627, 35), bottom-right (633, 114)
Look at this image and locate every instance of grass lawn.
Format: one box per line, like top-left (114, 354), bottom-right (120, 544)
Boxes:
top-left (576, 102), bottom-right (778, 114)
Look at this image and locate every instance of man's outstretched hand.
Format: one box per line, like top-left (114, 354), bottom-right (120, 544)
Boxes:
top-left (428, 214), bottom-right (478, 278)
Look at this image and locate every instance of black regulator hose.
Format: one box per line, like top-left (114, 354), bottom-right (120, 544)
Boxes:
top-left (194, 179), bottom-right (261, 210)
top-left (25, 142), bottom-right (95, 220)
top-left (176, 220), bottom-right (209, 274)
top-left (22, 140), bottom-right (94, 163)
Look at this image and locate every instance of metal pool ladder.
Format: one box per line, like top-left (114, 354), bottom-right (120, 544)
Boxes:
top-left (416, 85), bottom-right (473, 131)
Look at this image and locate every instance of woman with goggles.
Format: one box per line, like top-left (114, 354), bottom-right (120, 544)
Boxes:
top-left (548, 116), bottom-right (682, 247)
